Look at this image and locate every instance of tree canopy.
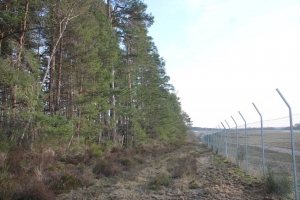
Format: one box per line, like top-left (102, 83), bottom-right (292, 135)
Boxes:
top-left (0, 0), bottom-right (192, 147)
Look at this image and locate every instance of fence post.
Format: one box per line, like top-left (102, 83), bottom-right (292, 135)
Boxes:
top-left (252, 103), bottom-right (265, 176)
top-left (225, 120), bottom-right (231, 160)
top-left (209, 132), bottom-right (211, 147)
top-left (213, 127), bottom-right (216, 151)
top-left (215, 126), bottom-right (218, 152)
top-left (231, 116), bottom-right (239, 165)
top-left (239, 111), bottom-right (248, 172)
top-left (221, 122), bottom-right (228, 158)
top-left (218, 125), bottom-right (222, 154)
top-left (207, 133), bottom-right (210, 147)
top-left (276, 88), bottom-right (298, 200)
top-left (210, 133), bottom-right (212, 147)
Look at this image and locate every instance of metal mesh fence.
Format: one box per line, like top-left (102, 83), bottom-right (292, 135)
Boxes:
top-left (202, 114), bottom-right (300, 199)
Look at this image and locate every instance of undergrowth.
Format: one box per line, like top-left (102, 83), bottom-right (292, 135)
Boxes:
top-left (0, 136), bottom-right (187, 198)
top-left (149, 172), bottom-right (170, 190)
top-left (263, 167), bottom-right (293, 197)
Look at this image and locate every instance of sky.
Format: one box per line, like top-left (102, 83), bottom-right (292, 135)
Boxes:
top-left (144, 0), bottom-right (300, 128)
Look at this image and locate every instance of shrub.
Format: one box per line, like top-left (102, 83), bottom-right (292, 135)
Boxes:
top-left (0, 164), bottom-right (9, 185)
top-left (91, 144), bottom-right (103, 158)
top-left (238, 147), bottom-right (246, 162)
top-left (75, 153), bottom-right (91, 164)
top-left (6, 148), bottom-right (25, 175)
top-left (135, 146), bottom-right (150, 154)
top-left (150, 172), bottom-right (170, 190)
top-left (92, 159), bottom-right (121, 177)
top-left (0, 180), bottom-right (15, 200)
top-left (119, 158), bottom-right (135, 168)
top-left (169, 155), bottom-right (197, 178)
top-left (263, 167), bottom-right (293, 196)
top-left (51, 174), bottom-right (81, 194)
top-left (111, 147), bottom-right (121, 153)
top-left (65, 157), bottom-right (79, 165)
top-left (171, 166), bottom-right (185, 179)
top-left (79, 168), bottom-right (95, 187)
top-left (69, 145), bottom-right (84, 155)
top-left (133, 156), bottom-right (145, 164)
top-left (13, 179), bottom-right (55, 200)
top-left (122, 147), bottom-right (136, 158)
top-left (0, 152), bottom-right (7, 168)
top-left (105, 141), bottom-right (116, 151)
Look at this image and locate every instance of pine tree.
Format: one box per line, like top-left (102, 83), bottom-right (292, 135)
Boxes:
top-left (0, 0), bottom-right (191, 148)
top-left (0, 0), bottom-right (42, 143)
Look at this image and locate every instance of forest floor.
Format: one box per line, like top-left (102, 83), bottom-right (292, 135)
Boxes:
top-left (58, 142), bottom-right (278, 200)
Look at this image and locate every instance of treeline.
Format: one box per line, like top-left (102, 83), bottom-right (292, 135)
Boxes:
top-left (0, 0), bottom-right (192, 148)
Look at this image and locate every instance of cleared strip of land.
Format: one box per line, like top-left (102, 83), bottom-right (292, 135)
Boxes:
top-left (58, 142), bottom-right (276, 200)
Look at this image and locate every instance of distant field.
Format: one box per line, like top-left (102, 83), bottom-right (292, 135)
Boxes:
top-left (226, 129), bottom-right (300, 151)
top-left (204, 129), bottom-right (300, 198)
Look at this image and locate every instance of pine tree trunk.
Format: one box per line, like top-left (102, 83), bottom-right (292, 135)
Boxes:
top-left (17, 1), bottom-right (28, 64)
top-left (126, 36), bottom-right (133, 145)
top-left (10, 1), bottom-right (29, 140)
top-left (107, 0), bottom-right (111, 19)
top-left (56, 38), bottom-right (63, 114)
top-left (10, 85), bottom-right (17, 129)
top-left (49, 37), bottom-right (55, 116)
top-left (111, 67), bottom-right (117, 140)
top-left (0, 3), bottom-right (8, 56)
top-left (126, 36), bottom-right (133, 106)
top-left (67, 59), bottom-right (73, 119)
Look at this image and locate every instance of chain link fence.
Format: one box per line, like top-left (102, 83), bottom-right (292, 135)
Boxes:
top-left (202, 113), bottom-right (300, 199)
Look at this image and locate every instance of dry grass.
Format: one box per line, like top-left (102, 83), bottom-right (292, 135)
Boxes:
top-left (228, 130), bottom-right (300, 150)
top-left (57, 142), bottom-right (278, 200)
top-left (0, 139), bottom-right (280, 199)
top-left (0, 138), bottom-right (96, 198)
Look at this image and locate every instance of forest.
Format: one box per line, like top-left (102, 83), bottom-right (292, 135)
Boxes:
top-left (0, 0), bottom-right (193, 198)
top-left (0, 0), bottom-right (192, 148)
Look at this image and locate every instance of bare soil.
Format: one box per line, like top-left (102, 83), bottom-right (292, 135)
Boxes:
top-left (58, 142), bottom-right (277, 200)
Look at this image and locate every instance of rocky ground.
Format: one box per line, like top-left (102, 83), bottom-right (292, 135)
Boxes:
top-left (58, 142), bottom-right (278, 200)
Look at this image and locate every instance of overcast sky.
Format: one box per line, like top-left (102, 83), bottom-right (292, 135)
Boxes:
top-left (145, 0), bottom-right (300, 128)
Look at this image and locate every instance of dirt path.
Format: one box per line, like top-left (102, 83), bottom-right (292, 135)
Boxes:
top-left (58, 142), bottom-right (275, 200)
top-left (249, 144), bottom-right (300, 156)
